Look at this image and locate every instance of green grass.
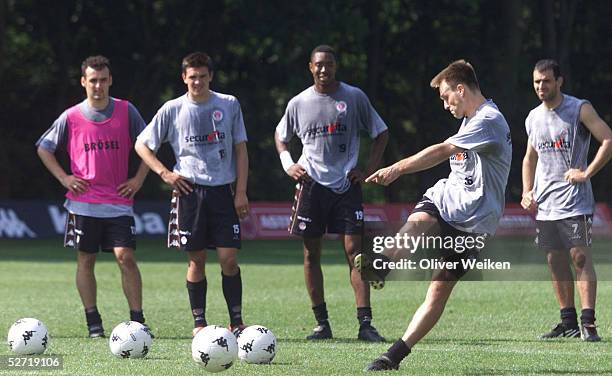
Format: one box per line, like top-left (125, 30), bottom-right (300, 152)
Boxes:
top-left (0, 238), bottom-right (611, 375)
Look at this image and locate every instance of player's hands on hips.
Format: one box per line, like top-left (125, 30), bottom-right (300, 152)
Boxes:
top-left (564, 168), bottom-right (588, 184)
top-left (234, 191), bottom-right (250, 220)
top-left (520, 190), bottom-right (537, 211)
top-left (348, 168), bottom-right (364, 184)
top-left (117, 177), bottom-right (143, 199)
top-left (61, 175), bottom-right (89, 195)
top-left (286, 163), bottom-right (309, 181)
top-left (365, 165), bottom-right (400, 186)
top-left (160, 171), bottom-right (193, 195)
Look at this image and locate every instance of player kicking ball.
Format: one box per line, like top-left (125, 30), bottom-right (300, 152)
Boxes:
top-left (358, 60), bottom-right (512, 371)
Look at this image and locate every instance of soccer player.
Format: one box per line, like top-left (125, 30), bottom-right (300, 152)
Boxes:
top-left (36, 55), bottom-right (150, 338)
top-left (521, 59), bottom-right (612, 342)
top-left (274, 45), bottom-right (389, 341)
top-left (135, 52), bottom-right (249, 337)
top-left (360, 60), bottom-right (512, 371)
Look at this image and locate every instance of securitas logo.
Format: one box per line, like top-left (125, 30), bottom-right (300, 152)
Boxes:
top-left (184, 131), bottom-right (226, 144)
top-left (304, 122), bottom-right (347, 138)
top-left (84, 140), bottom-right (119, 152)
top-left (537, 137), bottom-right (571, 152)
top-left (450, 151), bottom-right (469, 161)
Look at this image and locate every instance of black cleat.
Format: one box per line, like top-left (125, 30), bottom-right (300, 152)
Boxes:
top-left (229, 324), bottom-right (247, 338)
top-left (540, 323), bottom-right (580, 339)
top-left (306, 324), bottom-right (332, 340)
top-left (580, 324), bottom-right (601, 342)
top-left (358, 324), bottom-right (386, 342)
top-left (355, 253), bottom-right (385, 290)
top-left (142, 324), bottom-right (155, 339)
top-left (363, 355), bottom-right (399, 371)
top-left (88, 324), bottom-right (105, 339)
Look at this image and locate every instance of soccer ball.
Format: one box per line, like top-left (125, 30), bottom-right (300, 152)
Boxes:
top-left (192, 325), bottom-right (238, 372)
top-left (237, 325), bottom-right (276, 364)
top-left (7, 318), bottom-right (49, 355)
top-left (109, 321), bottom-right (152, 359)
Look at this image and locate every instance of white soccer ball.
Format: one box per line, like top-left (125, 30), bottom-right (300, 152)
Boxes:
top-left (237, 325), bottom-right (276, 364)
top-left (192, 325), bottom-right (238, 372)
top-left (7, 318), bottom-right (49, 355)
top-left (109, 321), bottom-right (152, 359)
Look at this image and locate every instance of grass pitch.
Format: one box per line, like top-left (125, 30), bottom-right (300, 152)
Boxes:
top-left (0, 238), bottom-right (611, 375)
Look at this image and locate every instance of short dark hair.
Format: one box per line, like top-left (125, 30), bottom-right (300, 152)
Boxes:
top-left (310, 45), bottom-right (337, 61)
top-left (81, 55), bottom-right (111, 76)
top-left (182, 52), bottom-right (214, 74)
top-left (430, 59), bottom-right (480, 91)
top-left (534, 59), bottom-right (561, 79)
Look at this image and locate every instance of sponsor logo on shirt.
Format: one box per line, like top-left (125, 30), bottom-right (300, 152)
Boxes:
top-left (450, 152), bottom-right (469, 161)
top-left (537, 137), bottom-right (571, 152)
top-left (83, 140), bottom-right (120, 152)
top-left (184, 131), bottom-right (226, 144)
top-left (304, 122), bottom-right (347, 138)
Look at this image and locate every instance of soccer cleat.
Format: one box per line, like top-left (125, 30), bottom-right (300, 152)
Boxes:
top-left (540, 323), bottom-right (580, 339)
top-left (142, 324), bottom-right (155, 339)
top-left (88, 324), bottom-right (105, 339)
top-left (363, 355), bottom-right (399, 371)
top-left (580, 324), bottom-right (601, 342)
top-left (358, 324), bottom-right (386, 342)
top-left (229, 324), bottom-right (247, 338)
top-left (306, 324), bottom-right (333, 340)
top-left (354, 253), bottom-right (385, 290)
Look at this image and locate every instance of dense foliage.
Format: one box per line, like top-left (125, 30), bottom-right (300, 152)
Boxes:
top-left (1, 0), bottom-right (610, 202)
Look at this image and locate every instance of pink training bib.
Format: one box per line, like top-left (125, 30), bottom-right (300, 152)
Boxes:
top-left (65, 99), bottom-right (133, 205)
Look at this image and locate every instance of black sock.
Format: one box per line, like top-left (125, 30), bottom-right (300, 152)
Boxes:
top-left (560, 307), bottom-right (578, 328)
top-left (580, 309), bottom-right (596, 326)
top-left (357, 306), bottom-right (373, 327)
top-left (222, 268), bottom-right (243, 326)
top-left (312, 302), bottom-right (329, 326)
top-left (384, 339), bottom-right (411, 365)
top-left (130, 310), bottom-right (145, 324)
top-left (85, 307), bottom-right (102, 327)
top-left (187, 279), bottom-right (207, 327)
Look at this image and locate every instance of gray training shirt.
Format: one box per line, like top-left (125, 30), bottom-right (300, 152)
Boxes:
top-left (137, 92), bottom-right (248, 186)
top-left (276, 82), bottom-right (388, 193)
top-left (525, 94), bottom-right (594, 220)
top-left (36, 98), bottom-right (146, 218)
top-left (424, 100), bottom-right (512, 235)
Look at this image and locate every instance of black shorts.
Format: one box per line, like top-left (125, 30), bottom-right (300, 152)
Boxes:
top-left (411, 197), bottom-right (484, 279)
top-left (64, 214), bottom-right (136, 253)
top-left (289, 178), bottom-right (364, 237)
top-left (536, 215), bottom-right (592, 251)
top-left (167, 184), bottom-right (241, 251)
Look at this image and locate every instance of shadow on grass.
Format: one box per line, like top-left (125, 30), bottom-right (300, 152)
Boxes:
top-left (0, 239), bottom-right (347, 265)
top-left (279, 337), bottom-right (391, 344)
top-left (467, 369), bottom-right (612, 375)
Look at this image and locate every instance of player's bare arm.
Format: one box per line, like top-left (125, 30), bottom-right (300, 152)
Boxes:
top-left (134, 140), bottom-right (193, 195)
top-left (234, 141), bottom-right (250, 219)
top-left (274, 130), bottom-right (309, 181)
top-left (366, 142), bottom-right (463, 186)
top-left (349, 130), bottom-right (389, 184)
top-left (117, 161), bottom-right (150, 199)
top-left (564, 103), bottom-right (612, 184)
top-left (521, 142), bottom-right (539, 211)
top-left (37, 146), bottom-right (90, 194)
